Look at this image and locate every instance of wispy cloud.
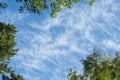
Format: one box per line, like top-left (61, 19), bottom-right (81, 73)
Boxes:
top-left (0, 9), bottom-right (28, 24)
top-left (8, 0), bottom-right (120, 80)
top-left (102, 40), bottom-right (120, 50)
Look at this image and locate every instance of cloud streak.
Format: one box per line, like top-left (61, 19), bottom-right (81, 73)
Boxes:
top-left (8, 0), bottom-right (120, 80)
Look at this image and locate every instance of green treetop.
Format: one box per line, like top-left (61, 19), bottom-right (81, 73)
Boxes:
top-left (0, 22), bottom-right (17, 62)
top-left (0, 22), bottom-right (24, 80)
top-left (68, 50), bottom-right (120, 80)
top-left (0, 22), bottom-right (17, 74)
top-left (0, 0), bottom-right (95, 17)
top-left (2, 72), bottom-right (24, 80)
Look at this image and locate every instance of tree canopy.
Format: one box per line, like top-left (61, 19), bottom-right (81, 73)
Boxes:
top-left (0, 0), bottom-right (95, 17)
top-left (0, 22), bottom-right (24, 80)
top-left (0, 22), bottom-right (17, 62)
top-left (2, 73), bottom-right (24, 80)
top-left (0, 22), bottom-right (17, 74)
top-left (68, 50), bottom-right (120, 80)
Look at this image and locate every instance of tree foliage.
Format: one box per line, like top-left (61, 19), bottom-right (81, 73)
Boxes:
top-left (0, 0), bottom-right (95, 17)
top-left (0, 22), bottom-right (17, 74)
top-left (0, 22), bottom-right (24, 80)
top-left (0, 2), bottom-right (7, 9)
top-left (2, 72), bottom-right (24, 80)
top-left (0, 22), bottom-right (17, 62)
top-left (17, 0), bottom-right (95, 17)
top-left (68, 50), bottom-right (120, 80)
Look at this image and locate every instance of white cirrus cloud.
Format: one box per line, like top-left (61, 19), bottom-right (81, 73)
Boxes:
top-left (0, 9), bottom-right (28, 24)
top-left (8, 0), bottom-right (120, 80)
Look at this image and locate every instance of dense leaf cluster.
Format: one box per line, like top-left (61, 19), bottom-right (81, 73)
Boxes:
top-left (0, 22), bottom-right (17, 74)
top-left (16, 0), bottom-right (95, 17)
top-left (0, 22), bottom-right (17, 62)
top-left (0, 2), bottom-right (7, 9)
top-left (2, 73), bottom-right (24, 80)
top-left (68, 50), bottom-right (120, 80)
top-left (0, 22), bottom-right (24, 80)
top-left (0, 0), bottom-right (95, 17)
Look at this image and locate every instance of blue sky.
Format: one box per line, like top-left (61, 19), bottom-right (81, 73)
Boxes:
top-left (0, 0), bottom-right (120, 80)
